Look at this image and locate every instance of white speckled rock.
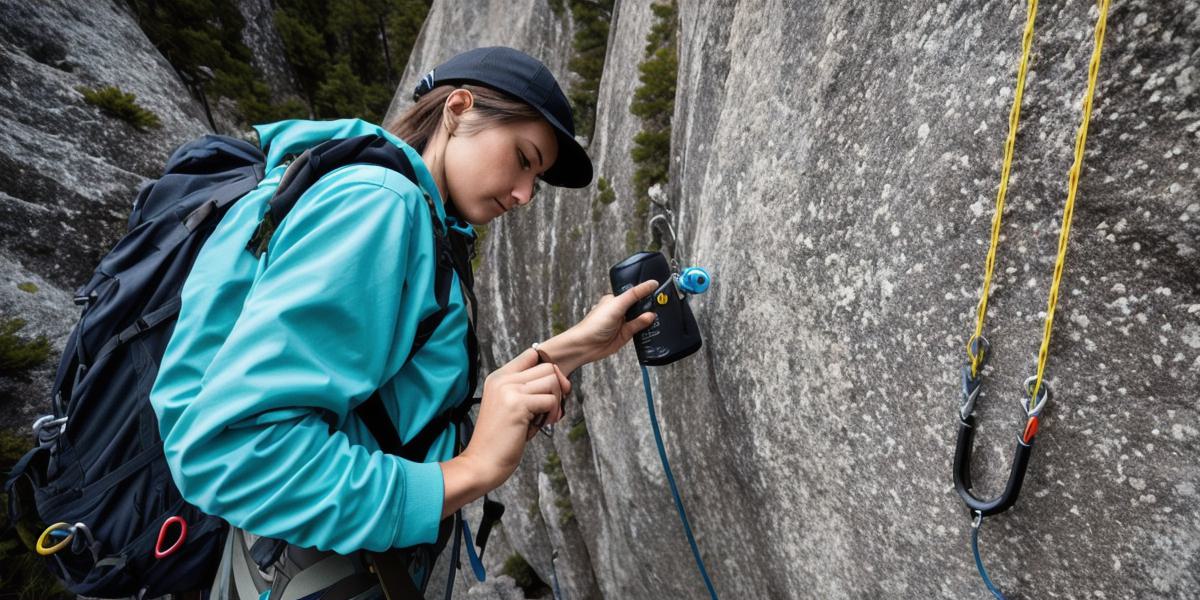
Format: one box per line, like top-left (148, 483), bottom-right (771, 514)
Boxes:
top-left (404, 0), bottom-right (1200, 598)
top-left (1, 0), bottom-right (1196, 597)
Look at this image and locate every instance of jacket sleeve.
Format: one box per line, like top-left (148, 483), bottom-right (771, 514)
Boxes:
top-left (158, 166), bottom-right (443, 552)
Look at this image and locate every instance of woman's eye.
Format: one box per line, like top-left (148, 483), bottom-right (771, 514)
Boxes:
top-left (518, 150), bottom-right (530, 170)
top-left (532, 180), bottom-right (543, 199)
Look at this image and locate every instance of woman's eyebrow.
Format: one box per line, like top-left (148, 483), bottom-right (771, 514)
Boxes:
top-left (527, 139), bottom-right (544, 169)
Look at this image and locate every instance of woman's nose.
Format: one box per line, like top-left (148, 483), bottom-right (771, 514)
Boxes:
top-left (512, 179), bottom-right (535, 206)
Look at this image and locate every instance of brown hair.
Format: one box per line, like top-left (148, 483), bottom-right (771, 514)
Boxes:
top-left (385, 84), bottom-right (543, 153)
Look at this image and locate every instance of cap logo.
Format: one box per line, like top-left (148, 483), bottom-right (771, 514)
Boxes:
top-left (413, 69), bottom-right (436, 100)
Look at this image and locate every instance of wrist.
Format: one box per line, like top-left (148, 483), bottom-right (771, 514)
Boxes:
top-left (440, 453), bottom-right (493, 518)
top-left (536, 329), bottom-right (591, 375)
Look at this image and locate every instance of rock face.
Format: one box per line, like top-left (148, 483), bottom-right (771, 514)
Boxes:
top-left (0, 0), bottom-right (210, 426)
top-left (236, 0), bottom-right (302, 102)
top-left (397, 1), bottom-right (1200, 599)
top-left (1, 0), bottom-right (1197, 598)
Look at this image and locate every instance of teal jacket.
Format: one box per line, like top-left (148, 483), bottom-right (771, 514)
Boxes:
top-left (150, 119), bottom-right (475, 553)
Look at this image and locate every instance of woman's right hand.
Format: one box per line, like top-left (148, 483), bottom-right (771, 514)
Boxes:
top-left (442, 349), bottom-right (570, 515)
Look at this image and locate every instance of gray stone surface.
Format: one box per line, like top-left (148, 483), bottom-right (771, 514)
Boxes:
top-left (406, 0), bottom-right (1200, 598)
top-left (0, 0), bottom-right (1196, 598)
top-left (0, 0), bottom-right (210, 428)
top-left (236, 0), bottom-right (302, 103)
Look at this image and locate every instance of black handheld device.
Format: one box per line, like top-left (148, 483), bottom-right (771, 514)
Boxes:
top-left (609, 251), bottom-right (702, 366)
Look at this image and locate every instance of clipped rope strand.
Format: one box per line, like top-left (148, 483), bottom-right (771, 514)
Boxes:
top-left (968, 0), bottom-right (1040, 376)
top-left (1030, 0), bottom-right (1111, 401)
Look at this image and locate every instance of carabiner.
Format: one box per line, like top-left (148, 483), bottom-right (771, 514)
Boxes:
top-left (954, 415), bottom-right (1034, 517)
top-left (36, 522), bottom-right (74, 556)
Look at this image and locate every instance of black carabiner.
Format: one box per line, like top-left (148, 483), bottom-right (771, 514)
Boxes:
top-left (953, 416), bottom-right (1034, 517)
top-left (953, 335), bottom-right (1035, 517)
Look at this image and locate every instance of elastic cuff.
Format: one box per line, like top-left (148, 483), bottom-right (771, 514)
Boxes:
top-left (392, 458), bottom-right (444, 548)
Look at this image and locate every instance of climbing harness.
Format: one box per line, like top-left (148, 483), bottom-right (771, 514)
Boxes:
top-left (609, 213), bottom-right (718, 600)
top-left (954, 0), bottom-right (1112, 597)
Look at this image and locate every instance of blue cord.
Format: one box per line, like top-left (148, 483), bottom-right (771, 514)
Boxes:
top-left (641, 365), bottom-right (720, 600)
top-left (461, 518), bottom-right (487, 582)
top-left (971, 517), bottom-right (1006, 600)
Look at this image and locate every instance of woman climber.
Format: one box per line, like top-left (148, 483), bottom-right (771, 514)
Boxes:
top-left (150, 46), bottom-right (660, 598)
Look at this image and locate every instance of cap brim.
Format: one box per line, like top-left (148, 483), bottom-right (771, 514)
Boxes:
top-left (536, 111), bottom-right (593, 189)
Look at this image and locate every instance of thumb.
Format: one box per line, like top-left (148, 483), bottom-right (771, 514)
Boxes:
top-left (615, 279), bottom-right (660, 312)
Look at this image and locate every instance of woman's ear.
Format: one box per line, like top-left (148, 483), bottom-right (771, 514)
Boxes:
top-left (443, 88), bottom-right (474, 135)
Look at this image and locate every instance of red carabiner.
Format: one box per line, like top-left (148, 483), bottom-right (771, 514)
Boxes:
top-left (154, 516), bottom-right (187, 559)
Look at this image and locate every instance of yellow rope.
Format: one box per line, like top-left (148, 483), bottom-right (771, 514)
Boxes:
top-left (968, 0), bottom-right (1039, 376)
top-left (1030, 0), bottom-right (1111, 402)
top-left (968, 0), bottom-right (1112, 407)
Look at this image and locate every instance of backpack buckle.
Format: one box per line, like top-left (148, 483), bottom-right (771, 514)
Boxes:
top-left (32, 415), bottom-right (68, 445)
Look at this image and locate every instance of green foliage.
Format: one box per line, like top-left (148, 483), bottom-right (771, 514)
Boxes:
top-left (0, 318), bottom-right (51, 381)
top-left (567, 417), bottom-right (589, 443)
top-left (277, 0), bottom-right (430, 123)
top-left (16, 283), bottom-right (38, 294)
top-left (124, 0), bottom-right (307, 126)
top-left (78, 86), bottom-right (162, 130)
top-left (500, 553), bottom-right (548, 594)
top-left (543, 451), bottom-right (575, 525)
top-left (628, 0), bottom-right (678, 252)
top-left (0, 429), bottom-right (72, 599)
top-left (565, 0), bottom-right (613, 141)
top-left (471, 225), bottom-right (489, 273)
top-left (550, 302), bottom-right (567, 336)
top-left (596, 176), bottom-right (615, 204)
top-left (547, 0), bottom-right (565, 17)
top-left (126, 0), bottom-right (429, 127)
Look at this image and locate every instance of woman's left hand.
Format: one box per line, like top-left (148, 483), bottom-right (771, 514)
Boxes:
top-left (534, 279), bottom-right (660, 377)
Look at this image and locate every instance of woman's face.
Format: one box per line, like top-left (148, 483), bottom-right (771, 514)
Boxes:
top-left (442, 110), bottom-right (559, 226)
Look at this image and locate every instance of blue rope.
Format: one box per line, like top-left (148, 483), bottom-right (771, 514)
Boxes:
top-left (641, 365), bottom-right (720, 600)
top-left (971, 517), bottom-right (1006, 600)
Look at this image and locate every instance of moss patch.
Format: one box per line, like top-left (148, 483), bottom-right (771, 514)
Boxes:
top-left (78, 86), bottom-right (162, 130)
top-left (500, 553), bottom-right (550, 596)
top-left (550, 302), bottom-right (568, 337)
top-left (16, 282), bottom-right (38, 294)
top-left (543, 451), bottom-right (575, 526)
top-left (0, 318), bottom-right (51, 382)
top-left (471, 225), bottom-right (489, 273)
top-left (567, 416), bottom-right (590, 443)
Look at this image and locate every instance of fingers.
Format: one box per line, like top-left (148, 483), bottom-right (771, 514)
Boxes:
top-left (524, 393), bottom-right (563, 421)
top-left (497, 347), bottom-right (541, 375)
top-left (551, 363), bottom-right (572, 396)
top-left (520, 373), bottom-right (566, 398)
top-left (505, 363), bottom-right (559, 388)
top-left (626, 310), bottom-right (658, 335)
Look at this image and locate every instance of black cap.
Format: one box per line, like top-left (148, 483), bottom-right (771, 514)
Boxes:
top-left (413, 46), bottom-right (593, 188)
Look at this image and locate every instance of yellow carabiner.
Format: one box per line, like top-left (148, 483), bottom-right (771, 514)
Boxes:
top-left (36, 522), bottom-right (74, 556)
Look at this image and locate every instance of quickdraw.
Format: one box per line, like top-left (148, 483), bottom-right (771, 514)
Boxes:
top-left (953, 0), bottom-right (1112, 597)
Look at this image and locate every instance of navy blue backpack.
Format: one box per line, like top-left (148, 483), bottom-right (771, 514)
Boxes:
top-left (4, 134), bottom-right (488, 598)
